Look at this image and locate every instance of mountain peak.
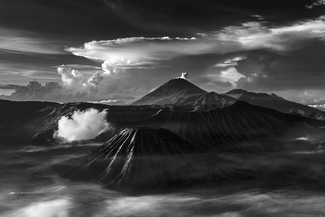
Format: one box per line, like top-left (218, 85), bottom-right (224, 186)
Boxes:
top-left (132, 78), bottom-right (206, 105)
top-left (156, 78), bottom-right (206, 95)
top-left (226, 89), bottom-right (248, 94)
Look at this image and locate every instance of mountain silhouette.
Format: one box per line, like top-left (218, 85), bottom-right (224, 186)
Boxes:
top-left (224, 89), bottom-right (324, 119)
top-left (132, 78), bottom-right (207, 105)
top-left (132, 78), bottom-right (237, 108)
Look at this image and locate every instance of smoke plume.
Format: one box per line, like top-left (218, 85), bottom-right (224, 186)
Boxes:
top-left (54, 108), bottom-right (110, 142)
top-left (178, 72), bottom-right (189, 79)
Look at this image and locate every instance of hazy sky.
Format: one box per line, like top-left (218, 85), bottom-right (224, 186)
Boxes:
top-left (0, 0), bottom-right (325, 104)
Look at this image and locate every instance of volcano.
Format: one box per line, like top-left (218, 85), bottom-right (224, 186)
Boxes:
top-left (132, 78), bottom-right (207, 105)
top-left (56, 128), bottom-right (225, 189)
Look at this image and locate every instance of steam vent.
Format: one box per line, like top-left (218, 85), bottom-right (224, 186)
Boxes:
top-left (57, 128), bottom-right (225, 189)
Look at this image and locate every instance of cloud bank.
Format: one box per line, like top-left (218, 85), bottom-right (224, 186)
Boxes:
top-left (54, 109), bottom-right (110, 142)
top-left (6, 64), bottom-right (147, 103)
top-left (66, 16), bottom-right (325, 67)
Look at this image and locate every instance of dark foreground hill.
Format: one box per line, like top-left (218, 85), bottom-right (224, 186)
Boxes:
top-left (55, 128), bottom-right (227, 189)
top-left (54, 126), bottom-right (325, 190)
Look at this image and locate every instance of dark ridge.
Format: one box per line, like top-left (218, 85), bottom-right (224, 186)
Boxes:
top-left (56, 128), bottom-right (226, 189)
top-left (224, 89), bottom-right (322, 115)
top-left (182, 91), bottom-right (236, 108)
top-left (139, 101), bottom-right (325, 152)
top-left (225, 89), bottom-right (248, 95)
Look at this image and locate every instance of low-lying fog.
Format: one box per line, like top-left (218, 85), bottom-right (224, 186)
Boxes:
top-left (1, 131), bottom-right (325, 217)
top-left (3, 183), bottom-right (325, 217)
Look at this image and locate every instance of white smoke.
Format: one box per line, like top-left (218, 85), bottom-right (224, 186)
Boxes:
top-left (54, 108), bottom-right (110, 142)
top-left (178, 72), bottom-right (189, 79)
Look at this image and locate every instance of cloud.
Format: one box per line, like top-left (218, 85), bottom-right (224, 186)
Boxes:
top-left (207, 67), bottom-right (245, 86)
top-left (3, 63), bottom-right (152, 102)
top-left (306, 0), bottom-right (325, 8)
top-left (214, 57), bottom-right (245, 68)
top-left (66, 16), bottom-right (325, 71)
top-left (4, 198), bottom-right (71, 217)
top-left (217, 16), bottom-right (325, 53)
top-left (309, 104), bottom-right (325, 111)
top-left (66, 36), bottom-right (240, 68)
top-left (57, 67), bottom-right (86, 89)
top-left (102, 0), bottom-right (323, 36)
top-left (0, 28), bottom-right (64, 54)
top-left (9, 81), bottom-right (62, 100)
top-left (204, 54), bottom-right (275, 91)
top-left (54, 109), bottom-right (111, 142)
top-left (0, 84), bottom-right (23, 89)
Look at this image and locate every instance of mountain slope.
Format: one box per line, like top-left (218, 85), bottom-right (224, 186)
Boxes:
top-left (139, 101), bottom-right (325, 151)
top-left (176, 91), bottom-right (236, 108)
top-left (56, 128), bottom-right (227, 189)
top-left (224, 89), bottom-right (323, 117)
top-left (132, 78), bottom-right (207, 105)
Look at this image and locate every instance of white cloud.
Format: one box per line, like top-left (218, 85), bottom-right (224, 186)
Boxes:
top-left (66, 16), bottom-right (325, 71)
top-left (306, 0), bottom-right (325, 8)
top-left (57, 67), bottom-right (86, 89)
top-left (54, 108), bottom-right (111, 142)
top-left (57, 65), bottom-right (118, 92)
top-left (66, 36), bottom-right (241, 68)
top-left (235, 17), bottom-right (325, 52)
top-left (207, 67), bottom-right (244, 85)
top-left (3, 198), bottom-right (71, 217)
top-left (251, 15), bottom-right (264, 20)
top-left (309, 104), bottom-right (325, 111)
top-left (214, 57), bottom-right (244, 68)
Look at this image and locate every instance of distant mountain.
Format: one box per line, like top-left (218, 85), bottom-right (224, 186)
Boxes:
top-left (132, 78), bottom-right (236, 108)
top-left (224, 89), bottom-right (325, 120)
top-left (132, 78), bottom-right (206, 105)
top-left (55, 128), bottom-right (225, 188)
top-left (178, 91), bottom-right (236, 108)
top-left (132, 80), bottom-right (325, 119)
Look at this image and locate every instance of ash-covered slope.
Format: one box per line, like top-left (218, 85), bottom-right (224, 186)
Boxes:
top-left (56, 128), bottom-right (225, 189)
top-left (140, 101), bottom-right (325, 151)
top-left (0, 99), bottom-right (61, 145)
top-left (183, 91), bottom-right (236, 108)
top-left (132, 78), bottom-right (207, 105)
top-left (224, 89), bottom-right (324, 119)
